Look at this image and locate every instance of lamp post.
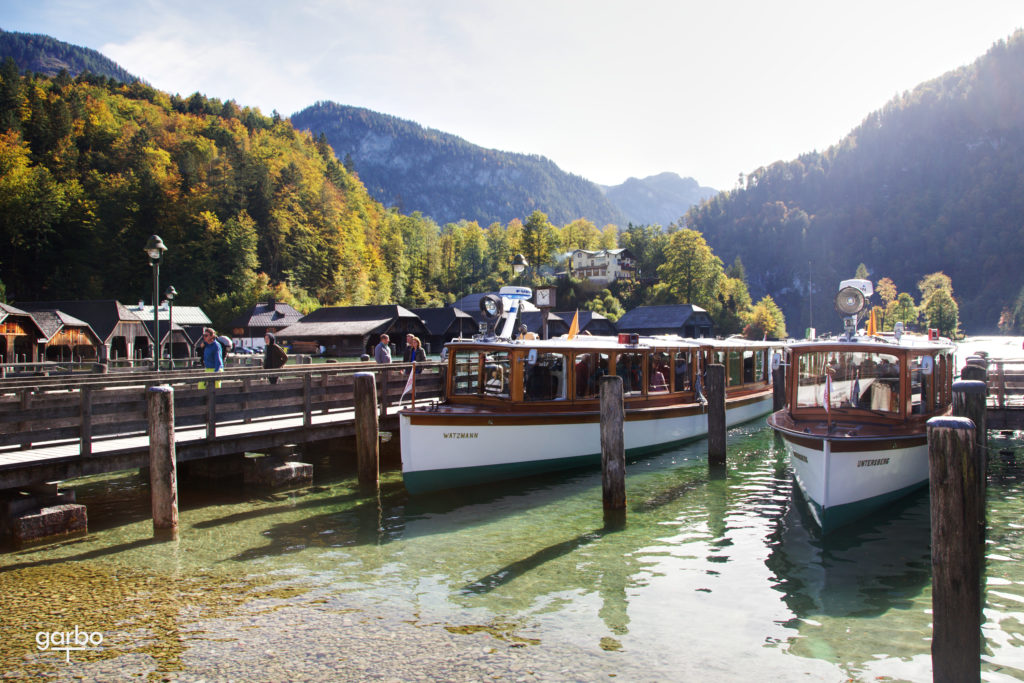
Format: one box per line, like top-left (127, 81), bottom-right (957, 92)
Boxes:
top-left (145, 235), bottom-right (167, 371)
top-left (512, 253), bottom-right (528, 284)
top-left (164, 285), bottom-right (177, 369)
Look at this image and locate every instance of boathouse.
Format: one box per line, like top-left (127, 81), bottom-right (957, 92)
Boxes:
top-left (552, 310), bottom-right (617, 336)
top-left (276, 305), bottom-right (430, 358)
top-left (615, 304), bottom-right (714, 339)
top-left (227, 301), bottom-right (304, 347)
top-left (411, 307), bottom-right (477, 352)
top-left (133, 303), bottom-right (212, 351)
top-left (519, 310), bottom-right (570, 339)
top-left (27, 309), bottom-right (103, 362)
top-left (0, 303), bottom-right (46, 363)
top-left (18, 300), bottom-right (150, 363)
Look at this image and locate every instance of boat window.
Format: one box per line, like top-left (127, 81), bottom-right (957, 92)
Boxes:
top-left (524, 351), bottom-right (566, 401)
top-left (910, 354), bottom-right (934, 414)
top-left (650, 351), bottom-right (670, 392)
top-left (483, 351), bottom-right (511, 398)
top-left (795, 350), bottom-right (901, 414)
top-left (615, 351), bottom-right (645, 397)
top-left (672, 350), bottom-right (693, 392)
top-left (451, 350), bottom-right (482, 396)
top-left (574, 352), bottom-right (609, 399)
top-left (728, 351), bottom-right (743, 386)
top-left (743, 350), bottom-right (756, 384)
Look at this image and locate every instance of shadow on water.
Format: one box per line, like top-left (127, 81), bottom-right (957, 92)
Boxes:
top-left (765, 485), bottom-right (932, 620)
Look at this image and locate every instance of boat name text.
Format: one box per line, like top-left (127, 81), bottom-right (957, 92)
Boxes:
top-left (444, 432), bottom-right (479, 439)
top-left (857, 457), bottom-right (890, 468)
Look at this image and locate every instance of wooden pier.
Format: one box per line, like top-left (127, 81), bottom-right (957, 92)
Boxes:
top-left (981, 358), bottom-right (1024, 429)
top-left (0, 361), bottom-right (441, 491)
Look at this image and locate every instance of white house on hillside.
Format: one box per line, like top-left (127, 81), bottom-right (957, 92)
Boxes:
top-left (568, 248), bottom-right (637, 283)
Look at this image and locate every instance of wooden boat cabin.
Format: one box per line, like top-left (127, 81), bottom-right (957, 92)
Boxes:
top-left (441, 334), bottom-right (775, 409)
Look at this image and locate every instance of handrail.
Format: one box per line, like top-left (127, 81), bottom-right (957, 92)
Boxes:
top-left (0, 363), bottom-right (443, 462)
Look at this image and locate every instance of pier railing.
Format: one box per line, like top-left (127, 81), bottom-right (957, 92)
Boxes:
top-left (984, 359), bottom-right (1024, 408)
top-left (0, 361), bottom-right (441, 463)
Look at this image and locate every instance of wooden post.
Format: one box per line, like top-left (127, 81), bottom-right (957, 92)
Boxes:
top-left (80, 386), bottom-right (93, 457)
top-left (927, 416), bottom-right (982, 683)
top-left (303, 373), bottom-right (312, 428)
top-left (354, 372), bottom-right (379, 489)
top-left (147, 385), bottom-right (178, 539)
top-left (772, 366), bottom-right (786, 412)
top-left (379, 369), bottom-right (389, 421)
top-left (996, 361), bottom-right (1006, 409)
top-left (953, 378), bottom-right (988, 464)
top-left (707, 364), bottom-right (726, 467)
top-left (600, 375), bottom-right (626, 511)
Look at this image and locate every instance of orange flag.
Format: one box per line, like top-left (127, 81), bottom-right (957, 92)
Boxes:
top-left (867, 308), bottom-right (877, 336)
top-left (567, 309), bottom-right (580, 340)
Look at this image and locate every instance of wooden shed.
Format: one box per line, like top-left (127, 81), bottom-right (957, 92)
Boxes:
top-left (27, 309), bottom-right (103, 362)
top-left (615, 304), bottom-right (714, 339)
top-left (276, 305), bottom-right (430, 358)
top-left (133, 302), bottom-right (212, 351)
top-left (411, 307), bottom-right (477, 352)
top-left (551, 310), bottom-right (618, 336)
top-left (0, 303), bottom-right (47, 363)
top-left (227, 301), bottom-right (304, 347)
top-left (21, 300), bottom-right (151, 363)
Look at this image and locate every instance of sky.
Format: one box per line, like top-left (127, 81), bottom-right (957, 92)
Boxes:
top-left (5, 1), bottom-right (1024, 190)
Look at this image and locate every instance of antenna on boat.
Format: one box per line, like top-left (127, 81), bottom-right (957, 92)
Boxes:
top-left (835, 279), bottom-right (872, 341)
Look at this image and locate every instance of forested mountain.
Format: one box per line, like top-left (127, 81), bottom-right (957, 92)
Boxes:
top-left (0, 29), bottom-right (139, 83)
top-left (602, 172), bottom-right (718, 227)
top-left (290, 102), bottom-right (626, 228)
top-left (686, 30), bottom-right (1024, 335)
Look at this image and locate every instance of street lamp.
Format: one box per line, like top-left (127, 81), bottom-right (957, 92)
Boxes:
top-left (512, 253), bottom-right (528, 283)
top-left (164, 285), bottom-right (177, 369)
top-left (144, 235), bottom-right (167, 371)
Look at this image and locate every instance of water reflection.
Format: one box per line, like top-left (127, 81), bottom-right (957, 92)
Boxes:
top-left (1, 426), bottom-right (1022, 681)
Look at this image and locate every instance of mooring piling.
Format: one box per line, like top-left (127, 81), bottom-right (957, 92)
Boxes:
top-left (706, 364), bottom-right (726, 468)
top-left (147, 385), bottom-right (178, 539)
top-left (353, 372), bottom-right (379, 489)
top-left (600, 374), bottom-right (626, 513)
top-left (927, 415), bottom-right (983, 683)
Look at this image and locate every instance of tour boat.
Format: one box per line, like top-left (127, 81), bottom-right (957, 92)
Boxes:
top-left (767, 279), bottom-right (956, 533)
top-left (399, 287), bottom-right (779, 494)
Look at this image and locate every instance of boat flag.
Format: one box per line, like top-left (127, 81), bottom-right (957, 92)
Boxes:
top-left (867, 308), bottom-right (877, 336)
top-left (567, 309), bottom-right (580, 340)
top-left (400, 367), bottom-right (415, 403)
top-left (823, 373), bottom-right (832, 414)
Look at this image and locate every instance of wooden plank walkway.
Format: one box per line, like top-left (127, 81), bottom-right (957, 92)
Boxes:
top-left (0, 362), bottom-right (440, 489)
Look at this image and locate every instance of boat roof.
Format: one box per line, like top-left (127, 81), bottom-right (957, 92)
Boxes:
top-left (785, 333), bottom-right (956, 354)
top-left (445, 334), bottom-right (779, 352)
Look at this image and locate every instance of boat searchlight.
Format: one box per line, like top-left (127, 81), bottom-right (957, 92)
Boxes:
top-left (835, 279), bottom-right (873, 340)
top-left (480, 286), bottom-right (533, 339)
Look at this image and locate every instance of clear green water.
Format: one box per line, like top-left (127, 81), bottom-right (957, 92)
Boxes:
top-left (2, 424), bottom-right (1022, 682)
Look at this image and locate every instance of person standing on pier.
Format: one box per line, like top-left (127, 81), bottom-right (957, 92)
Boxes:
top-left (199, 327), bottom-right (224, 388)
top-left (264, 332), bottom-right (288, 383)
top-left (374, 334), bottom-right (392, 363)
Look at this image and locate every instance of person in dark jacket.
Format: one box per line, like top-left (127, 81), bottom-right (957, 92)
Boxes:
top-left (264, 333), bottom-right (287, 383)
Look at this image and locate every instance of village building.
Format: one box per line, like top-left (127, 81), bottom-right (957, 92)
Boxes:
top-left (411, 307), bottom-right (477, 353)
top-left (614, 304), bottom-right (714, 339)
top-left (227, 301), bottom-right (304, 348)
top-left (0, 303), bottom-right (47, 363)
top-left (276, 305), bottom-right (430, 358)
top-left (19, 300), bottom-right (151, 363)
top-left (27, 309), bottom-right (103, 362)
top-left (567, 248), bottom-right (637, 283)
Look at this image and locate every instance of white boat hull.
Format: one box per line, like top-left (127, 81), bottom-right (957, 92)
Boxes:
top-left (781, 433), bottom-right (929, 533)
top-left (401, 395), bottom-right (773, 494)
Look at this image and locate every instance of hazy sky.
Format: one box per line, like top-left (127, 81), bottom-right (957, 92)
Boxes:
top-left (5, 1), bottom-right (1023, 190)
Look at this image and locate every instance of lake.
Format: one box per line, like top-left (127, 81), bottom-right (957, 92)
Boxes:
top-left (1, 422), bottom-right (1022, 681)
